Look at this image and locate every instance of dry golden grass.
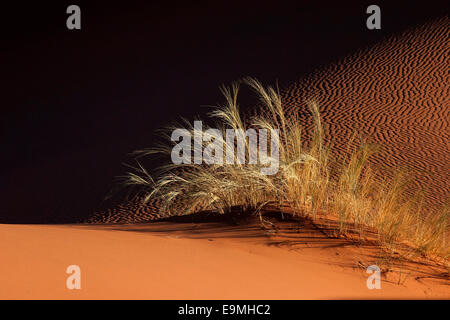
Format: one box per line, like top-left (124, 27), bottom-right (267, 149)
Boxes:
top-left (122, 78), bottom-right (449, 263)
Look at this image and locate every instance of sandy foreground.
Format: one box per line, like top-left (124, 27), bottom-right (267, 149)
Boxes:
top-left (0, 221), bottom-right (448, 299)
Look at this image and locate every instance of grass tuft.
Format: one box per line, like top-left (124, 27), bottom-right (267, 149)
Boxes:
top-left (121, 78), bottom-right (449, 262)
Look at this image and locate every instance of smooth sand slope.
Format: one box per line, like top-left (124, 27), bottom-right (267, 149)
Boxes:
top-left (0, 221), bottom-right (448, 299)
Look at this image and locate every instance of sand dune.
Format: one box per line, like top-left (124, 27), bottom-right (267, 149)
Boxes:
top-left (3, 19), bottom-right (448, 300)
top-left (1, 219), bottom-right (448, 299)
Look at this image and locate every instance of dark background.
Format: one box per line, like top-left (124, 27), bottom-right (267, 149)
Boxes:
top-left (1, 0), bottom-right (448, 223)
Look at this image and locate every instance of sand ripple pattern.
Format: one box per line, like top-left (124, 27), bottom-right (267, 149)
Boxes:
top-left (281, 17), bottom-right (449, 207)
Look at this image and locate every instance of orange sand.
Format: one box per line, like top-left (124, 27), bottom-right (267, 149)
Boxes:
top-left (1, 221), bottom-right (448, 299)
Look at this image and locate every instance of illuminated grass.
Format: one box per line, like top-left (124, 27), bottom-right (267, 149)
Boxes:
top-left (122, 78), bottom-right (449, 262)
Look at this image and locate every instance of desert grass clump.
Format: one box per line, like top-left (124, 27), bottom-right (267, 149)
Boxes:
top-left (122, 78), bottom-right (449, 262)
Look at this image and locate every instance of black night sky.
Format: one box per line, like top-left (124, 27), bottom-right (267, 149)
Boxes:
top-left (1, 1), bottom-right (448, 222)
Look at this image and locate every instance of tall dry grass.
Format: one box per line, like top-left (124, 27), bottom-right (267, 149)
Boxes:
top-left (122, 78), bottom-right (449, 262)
